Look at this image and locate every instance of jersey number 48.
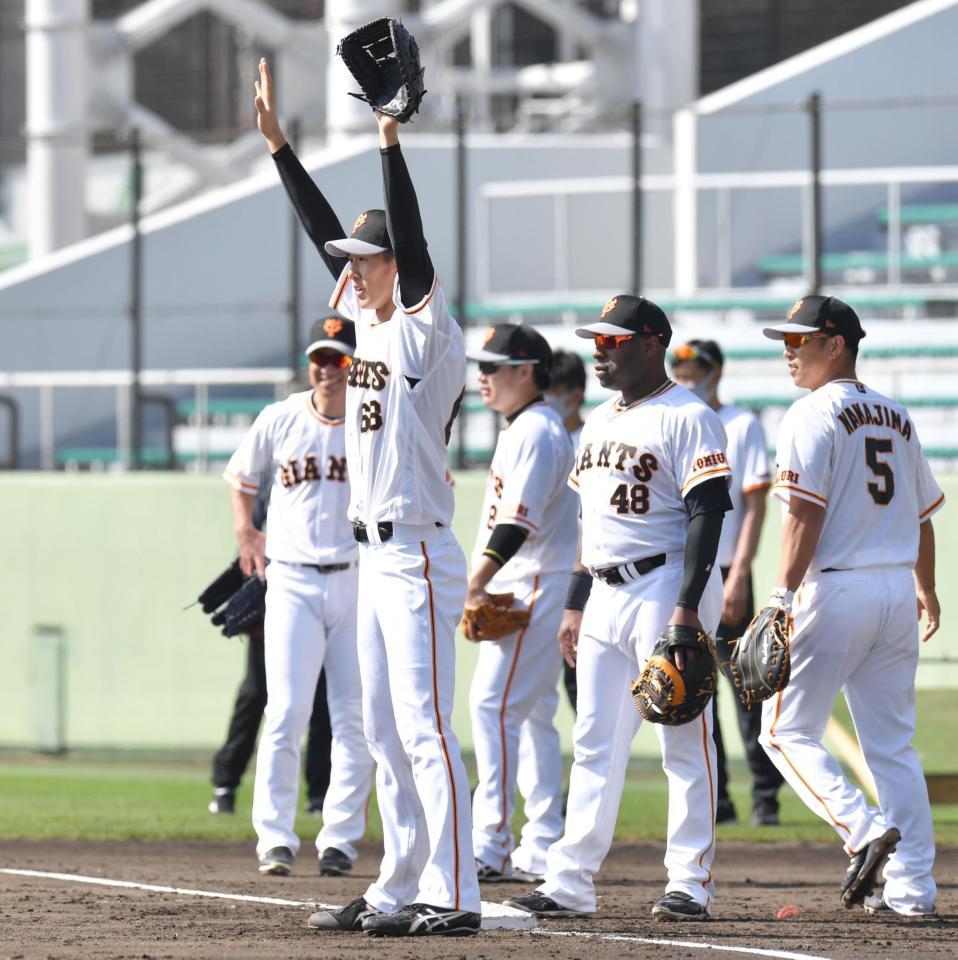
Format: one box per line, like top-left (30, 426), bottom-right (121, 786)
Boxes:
top-left (610, 482), bottom-right (650, 515)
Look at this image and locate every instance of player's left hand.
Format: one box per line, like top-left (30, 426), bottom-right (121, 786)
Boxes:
top-left (667, 606), bottom-right (704, 670)
top-left (917, 588), bottom-right (941, 642)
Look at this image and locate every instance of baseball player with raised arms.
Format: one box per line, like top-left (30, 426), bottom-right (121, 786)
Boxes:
top-left (464, 324), bottom-right (577, 883)
top-left (670, 339), bottom-right (783, 827)
top-left (505, 295), bottom-right (732, 922)
top-left (255, 59), bottom-right (480, 936)
top-left (758, 295), bottom-right (943, 916)
top-left (224, 315), bottom-right (374, 878)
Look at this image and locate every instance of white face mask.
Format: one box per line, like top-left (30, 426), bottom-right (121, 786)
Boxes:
top-left (547, 393), bottom-right (576, 419)
top-left (689, 371), bottom-right (718, 404)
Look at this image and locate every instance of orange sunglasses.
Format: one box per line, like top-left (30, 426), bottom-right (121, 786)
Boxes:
top-left (782, 331), bottom-right (829, 350)
top-left (309, 352), bottom-right (352, 369)
top-left (593, 334), bottom-right (635, 350)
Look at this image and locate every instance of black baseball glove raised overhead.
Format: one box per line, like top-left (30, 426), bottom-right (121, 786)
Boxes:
top-left (631, 624), bottom-right (717, 726)
top-left (338, 17), bottom-right (426, 122)
top-left (728, 606), bottom-right (792, 708)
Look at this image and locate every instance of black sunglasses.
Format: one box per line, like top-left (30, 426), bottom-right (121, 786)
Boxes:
top-left (478, 361), bottom-right (503, 375)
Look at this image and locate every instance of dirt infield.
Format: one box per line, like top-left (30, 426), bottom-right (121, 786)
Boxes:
top-left (1, 839), bottom-right (954, 959)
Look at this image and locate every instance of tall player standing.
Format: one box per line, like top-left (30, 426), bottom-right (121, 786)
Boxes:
top-left (506, 295), bottom-right (732, 921)
top-left (255, 59), bottom-right (480, 936)
top-left (465, 324), bottom-right (577, 884)
top-left (224, 315), bottom-right (374, 878)
top-left (759, 296), bottom-right (942, 916)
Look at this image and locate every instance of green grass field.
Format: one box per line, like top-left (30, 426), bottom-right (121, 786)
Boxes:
top-left (2, 754), bottom-right (956, 845)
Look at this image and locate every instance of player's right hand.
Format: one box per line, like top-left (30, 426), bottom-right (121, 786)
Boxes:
top-left (557, 610), bottom-right (583, 668)
top-left (917, 588), bottom-right (940, 642)
top-left (237, 527), bottom-right (267, 580)
top-left (254, 58), bottom-right (287, 153)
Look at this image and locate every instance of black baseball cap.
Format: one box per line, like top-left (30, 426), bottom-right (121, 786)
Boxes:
top-left (467, 323), bottom-right (553, 368)
top-left (575, 294), bottom-right (673, 347)
top-left (763, 295), bottom-right (866, 344)
top-left (670, 339), bottom-right (724, 370)
top-left (305, 312), bottom-right (356, 356)
top-left (324, 209), bottom-right (393, 258)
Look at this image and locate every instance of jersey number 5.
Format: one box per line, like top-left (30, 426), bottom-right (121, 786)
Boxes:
top-left (360, 400), bottom-right (383, 433)
top-left (610, 482), bottom-right (650, 515)
top-left (865, 437), bottom-right (894, 505)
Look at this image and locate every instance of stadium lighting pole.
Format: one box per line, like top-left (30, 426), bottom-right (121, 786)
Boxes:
top-left (129, 126), bottom-right (143, 471)
top-left (454, 95), bottom-right (468, 469)
top-left (287, 118), bottom-right (302, 383)
top-left (631, 100), bottom-right (643, 296)
top-left (807, 92), bottom-right (823, 295)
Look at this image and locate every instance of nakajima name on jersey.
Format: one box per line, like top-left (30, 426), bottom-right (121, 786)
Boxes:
top-left (835, 397), bottom-right (913, 440)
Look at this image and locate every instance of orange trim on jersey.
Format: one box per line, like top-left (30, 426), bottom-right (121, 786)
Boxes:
top-left (919, 492), bottom-right (945, 520)
top-left (223, 469), bottom-right (259, 493)
top-left (498, 513), bottom-right (540, 533)
top-left (742, 481), bottom-right (772, 495)
top-left (772, 481), bottom-right (828, 507)
top-left (495, 577), bottom-right (539, 873)
top-left (609, 381), bottom-right (676, 416)
top-left (303, 393), bottom-right (346, 426)
top-left (698, 712), bottom-right (715, 887)
top-left (330, 268), bottom-right (350, 310)
top-left (421, 540), bottom-right (463, 909)
top-left (681, 465), bottom-right (732, 496)
top-left (404, 273), bottom-right (440, 315)
top-left (768, 690), bottom-right (851, 839)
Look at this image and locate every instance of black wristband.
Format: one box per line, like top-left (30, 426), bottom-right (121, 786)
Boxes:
top-left (565, 570), bottom-right (593, 611)
top-left (482, 523), bottom-right (529, 568)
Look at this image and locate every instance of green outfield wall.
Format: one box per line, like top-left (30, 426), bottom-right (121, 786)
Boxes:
top-left (2, 472), bottom-right (955, 756)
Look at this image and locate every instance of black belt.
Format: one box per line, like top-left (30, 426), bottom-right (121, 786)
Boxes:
top-left (302, 562), bottom-right (352, 574)
top-left (820, 567), bottom-right (850, 573)
top-left (352, 520), bottom-right (443, 544)
top-left (353, 521), bottom-right (394, 543)
top-left (594, 553), bottom-right (666, 586)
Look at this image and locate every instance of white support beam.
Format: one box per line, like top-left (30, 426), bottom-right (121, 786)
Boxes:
top-left (672, 106), bottom-right (698, 295)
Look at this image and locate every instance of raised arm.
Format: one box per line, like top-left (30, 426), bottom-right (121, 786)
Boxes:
top-left (376, 113), bottom-right (435, 307)
top-left (255, 58), bottom-right (348, 281)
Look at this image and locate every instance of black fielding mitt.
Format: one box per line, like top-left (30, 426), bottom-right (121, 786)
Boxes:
top-left (728, 606), bottom-right (793, 708)
top-left (197, 559), bottom-right (244, 614)
top-left (631, 624), bottom-right (717, 726)
top-left (211, 575), bottom-right (267, 638)
top-left (338, 17), bottom-right (426, 123)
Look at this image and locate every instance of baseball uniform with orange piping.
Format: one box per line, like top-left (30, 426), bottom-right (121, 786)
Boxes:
top-left (536, 380), bottom-right (729, 914)
top-left (760, 379), bottom-right (944, 915)
top-left (468, 400), bottom-right (577, 877)
top-left (330, 272), bottom-right (480, 915)
top-left (224, 392), bottom-right (374, 865)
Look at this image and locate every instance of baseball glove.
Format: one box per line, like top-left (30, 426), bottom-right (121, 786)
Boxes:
top-left (728, 606), bottom-right (792, 708)
top-left (461, 593), bottom-right (530, 641)
top-left (337, 17), bottom-right (426, 122)
top-left (631, 624), bottom-right (717, 726)
top-left (197, 559), bottom-right (244, 614)
top-left (211, 575), bottom-right (267, 638)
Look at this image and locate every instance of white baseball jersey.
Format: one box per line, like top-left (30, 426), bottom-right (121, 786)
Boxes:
top-left (471, 401), bottom-right (578, 589)
top-left (716, 404), bottom-right (771, 569)
top-left (570, 381), bottom-right (731, 570)
top-left (772, 379), bottom-right (944, 572)
top-left (224, 391), bottom-right (354, 565)
top-left (330, 269), bottom-right (466, 527)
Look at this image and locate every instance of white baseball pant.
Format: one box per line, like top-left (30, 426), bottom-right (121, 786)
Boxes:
top-left (539, 560), bottom-right (722, 914)
top-left (469, 572), bottom-right (565, 875)
top-left (253, 561), bottom-right (374, 860)
top-left (357, 524), bottom-right (481, 914)
top-left (760, 567), bottom-right (936, 915)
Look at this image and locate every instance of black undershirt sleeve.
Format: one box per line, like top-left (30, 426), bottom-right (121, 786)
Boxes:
top-left (381, 144), bottom-right (435, 308)
top-left (675, 477), bottom-right (733, 611)
top-left (482, 524), bottom-right (530, 568)
top-left (272, 144), bottom-right (348, 281)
